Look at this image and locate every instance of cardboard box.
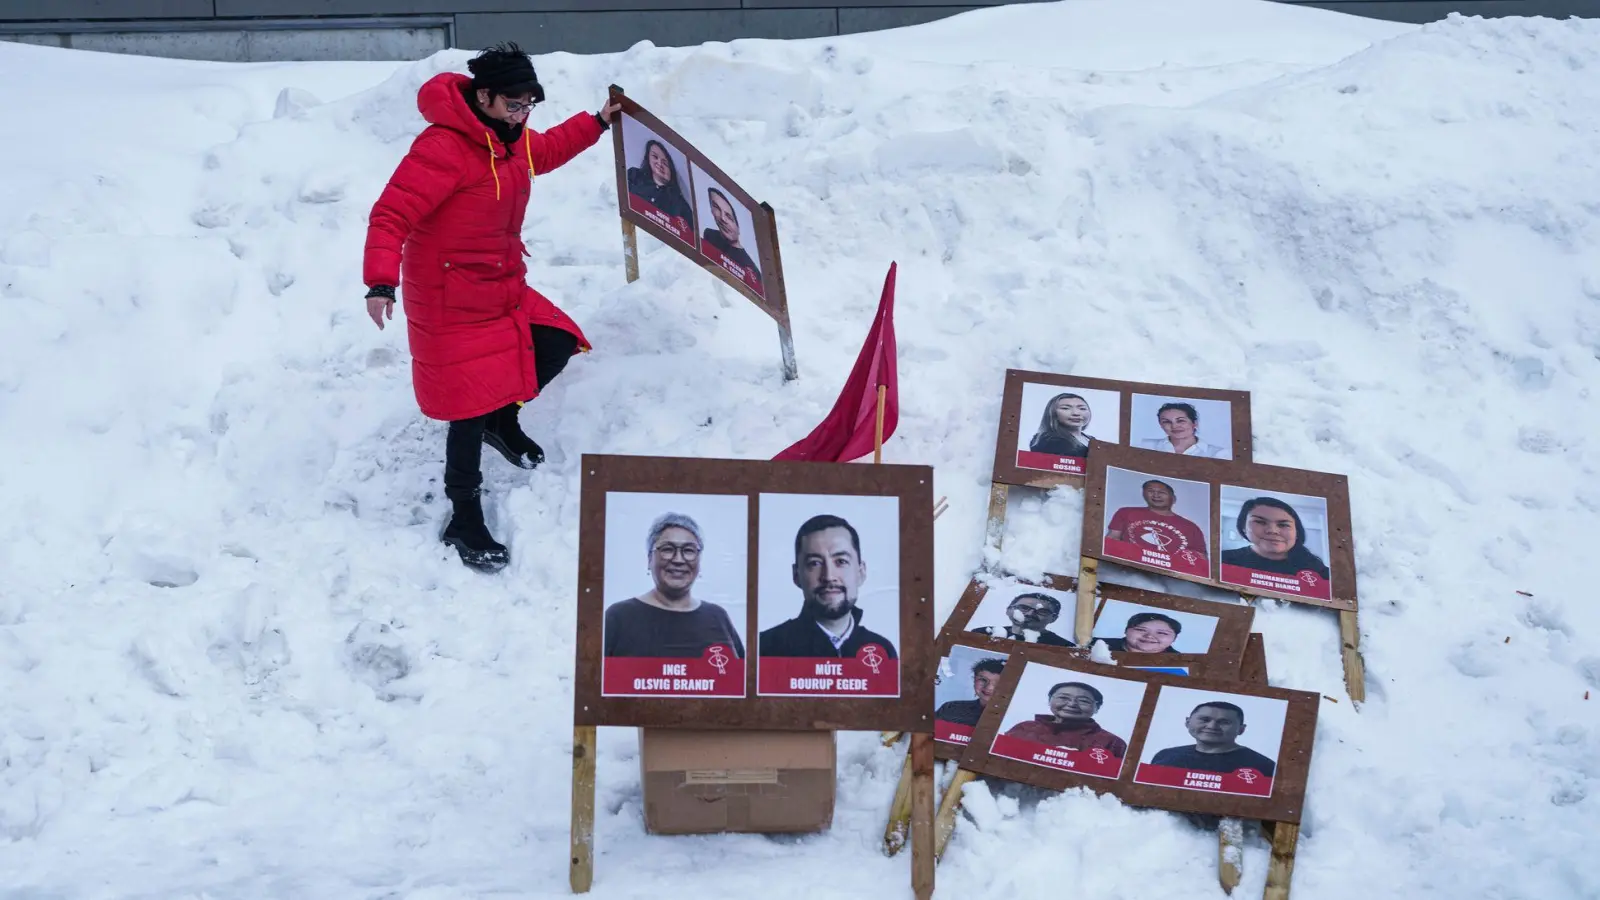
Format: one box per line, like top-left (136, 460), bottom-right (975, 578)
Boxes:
top-left (638, 728), bottom-right (837, 835)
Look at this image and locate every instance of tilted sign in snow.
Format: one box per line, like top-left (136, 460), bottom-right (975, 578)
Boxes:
top-left (572, 454), bottom-right (936, 732)
top-left (1079, 442), bottom-right (1365, 701)
top-left (953, 644), bottom-right (1319, 823)
top-left (608, 87), bottom-right (797, 381)
top-left (1081, 444), bottom-right (1356, 611)
top-left (930, 574), bottom-right (1256, 760)
top-left (992, 369), bottom-right (1254, 487)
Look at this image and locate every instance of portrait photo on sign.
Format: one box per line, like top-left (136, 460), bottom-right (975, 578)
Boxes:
top-left (600, 491), bottom-right (748, 699)
top-left (620, 113), bottom-right (695, 246)
top-left (690, 162), bottom-right (764, 297)
top-left (1133, 685), bottom-right (1289, 798)
top-left (1218, 486), bottom-right (1334, 602)
top-left (755, 493), bottom-right (900, 698)
top-left (1015, 382), bottom-right (1122, 477)
top-left (964, 580), bottom-right (1078, 648)
top-left (1091, 599), bottom-right (1219, 655)
top-left (934, 645), bottom-right (1010, 746)
top-left (989, 663), bottom-right (1147, 780)
top-left (1101, 466), bottom-right (1212, 580)
top-left (1129, 394), bottom-right (1234, 460)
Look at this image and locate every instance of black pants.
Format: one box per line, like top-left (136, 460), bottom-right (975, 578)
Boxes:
top-left (443, 325), bottom-right (578, 493)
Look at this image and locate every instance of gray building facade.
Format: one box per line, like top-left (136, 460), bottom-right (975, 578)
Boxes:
top-left (1, 1), bottom-right (1597, 63)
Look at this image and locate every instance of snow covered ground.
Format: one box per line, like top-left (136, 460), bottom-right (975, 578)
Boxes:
top-left (3, 0), bottom-right (1599, 896)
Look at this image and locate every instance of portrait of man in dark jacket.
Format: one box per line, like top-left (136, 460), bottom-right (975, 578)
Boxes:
top-left (758, 514), bottom-right (897, 659)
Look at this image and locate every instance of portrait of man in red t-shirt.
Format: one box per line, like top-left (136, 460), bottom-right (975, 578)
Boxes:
top-left (1101, 473), bottom-right (1211, 577)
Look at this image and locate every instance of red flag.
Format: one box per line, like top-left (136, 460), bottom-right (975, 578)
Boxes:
top-left (773, 262), bottom-right (899, 463)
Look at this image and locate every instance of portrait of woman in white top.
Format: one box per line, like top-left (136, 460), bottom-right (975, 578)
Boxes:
top-left (1137, 402), bottom-right (1228, 458)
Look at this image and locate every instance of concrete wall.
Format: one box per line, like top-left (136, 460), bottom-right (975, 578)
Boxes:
top-left (1, 0), bottom-right (1596, 63)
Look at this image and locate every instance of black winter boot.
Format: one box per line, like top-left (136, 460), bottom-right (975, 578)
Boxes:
top-left (441, 486), bottom-right (509, 572)
top-left (482, 403), bottom-right (545, 470)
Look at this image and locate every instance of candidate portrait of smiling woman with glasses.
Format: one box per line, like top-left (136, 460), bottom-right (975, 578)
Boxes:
top-left (602, 513), bottom-right (746, 660)
top-left (362, 42), bottom-right (623, 574)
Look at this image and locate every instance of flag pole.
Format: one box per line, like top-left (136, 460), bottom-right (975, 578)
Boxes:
top-left (873, 384), bottom-right (888, 464)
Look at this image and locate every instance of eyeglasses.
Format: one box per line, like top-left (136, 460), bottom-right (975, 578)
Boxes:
top-left (653, 543), bottom-right (701, 562)
top-left (504, 98), bottom-right (540, 114)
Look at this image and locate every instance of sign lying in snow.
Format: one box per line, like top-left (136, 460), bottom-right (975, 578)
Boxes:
top-left (1082, 443), bottom-right (1358, 612)
top-left (929, 573), bottom-right (1256, 760)
top-left (952, 643), bottom-right (1320, 824)
top-left (993, 368), bottom-right (1255, 487)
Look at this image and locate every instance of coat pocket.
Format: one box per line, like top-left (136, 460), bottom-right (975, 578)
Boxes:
top-left (440, 252), bottom-right (510, 319)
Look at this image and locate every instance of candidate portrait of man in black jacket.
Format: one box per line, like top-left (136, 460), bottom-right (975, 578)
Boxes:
top-left (758, 514), bottom-right (898, 659)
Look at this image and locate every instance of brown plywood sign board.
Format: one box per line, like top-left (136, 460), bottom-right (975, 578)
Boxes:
top-left (574, 454), bottom-right (935, 732)
top-left (609, 89), bottom-right (788, 325)
top-left (992, 369), bottom-right (1253, 489)
top-left (1082, 442), bottom-right (1358, 611)
top-left (956, 645), bottom-right (1319, 823)
top-left (931, 576), bottom-right (1256, 759)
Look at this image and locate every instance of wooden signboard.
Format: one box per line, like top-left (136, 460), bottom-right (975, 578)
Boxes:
top-left (954, 650), bottom-right (1318, 822)
top-left (985, 369), bottom-right (1252, 552)
top-left (927, 645), bottom-right (1318, 900)
top-left (570, 454), bottom-right (937, 895)
top-left (874, 571), bottom-right (1257, 853)
top-left (608, 86), bottom-right (796, 380)
top-left (1077, 443), bottom-right (1365, 701)
top-left (938, 573), bottom-right (1256, 667)
top-left (932, 632), bottom-right (1243, 763)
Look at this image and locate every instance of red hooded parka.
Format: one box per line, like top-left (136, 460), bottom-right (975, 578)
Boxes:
top-left (363, 71), bottom-right (604, 422)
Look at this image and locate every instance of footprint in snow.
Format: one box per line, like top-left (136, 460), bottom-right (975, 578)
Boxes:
top-left (344, 620), bottom-right (411, 694)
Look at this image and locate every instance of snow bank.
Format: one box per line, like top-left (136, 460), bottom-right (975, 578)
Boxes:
top-left (2, 2), bottom-right (1598, 897)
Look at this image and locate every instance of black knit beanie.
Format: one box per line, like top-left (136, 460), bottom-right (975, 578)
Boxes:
top-left (467, 42), bottom-right (545, 101)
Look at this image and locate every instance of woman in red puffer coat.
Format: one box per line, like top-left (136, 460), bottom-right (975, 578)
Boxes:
top-left (362, 42), bottom-right (619, 573)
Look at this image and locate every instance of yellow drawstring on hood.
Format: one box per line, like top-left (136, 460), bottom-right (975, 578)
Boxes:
top-left (486, 132), bottom-right (501, 200)
top-left (486, 130), bottom-right (537, 200)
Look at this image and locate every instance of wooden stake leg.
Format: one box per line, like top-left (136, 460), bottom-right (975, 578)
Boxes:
top-left (1263, 822), bottom-right (1300, 900)
top-left (1219, 817), bottom-right (1244, 894)
top-left (984, 483), bottom-right (1010, 557)
top-left (1339, 609), bottom-right (1367, 704)
top-left (909, 734), bottom-right (936, 900)
top-left (933, 767), bottom-right (979, 860)
top-left (776, 315), bottom-right (798, 382)
top-left (569, 725), bottom-right (597, 893)
top-left (1074, 559), bottom-right (1100, 646)
top-left (882, 750), bottom-right (915, 856)
top-left (621, 219), bottom-right (640, 284)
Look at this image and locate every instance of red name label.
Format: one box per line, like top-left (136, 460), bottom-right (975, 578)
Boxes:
top-left (934, 719), bottom-right (974, 745)
top-left (1133, 763), bottom-right (1274, 797)
top-left (601, 654), bottom-right (744, 698)
top-left (757, 655), bottom-right (899, 697)
top-left (990, 734), bottom-right (1124, 780)
top-left (1219, 564), bottom-right (1332, 602)
top-left (1015, 450), bottom-right (1085, 475)
top-left (628, 194), bottom-right (693, 244)
top-left (702, 242), bottom-right (765, 296)
top-left (1103, 537), bottom-right (1210, 578)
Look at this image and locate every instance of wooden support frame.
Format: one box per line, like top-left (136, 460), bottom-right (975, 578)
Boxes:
top-left (929, 629), bottom-right (1307, 899)
top-left (910, 733), bottom-right (936, 900)
top-left (569, 725), bottom-right (597, 893)
top-left (983, 482), bottom-right (1010, 558)
top-left (608, 84), bottom-right (797, 381)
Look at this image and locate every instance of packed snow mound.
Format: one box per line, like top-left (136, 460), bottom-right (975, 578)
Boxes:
top-left (848, 0), bottom-right (1416, 69)
top-left (3, 4), bottom-right (1600, 898)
